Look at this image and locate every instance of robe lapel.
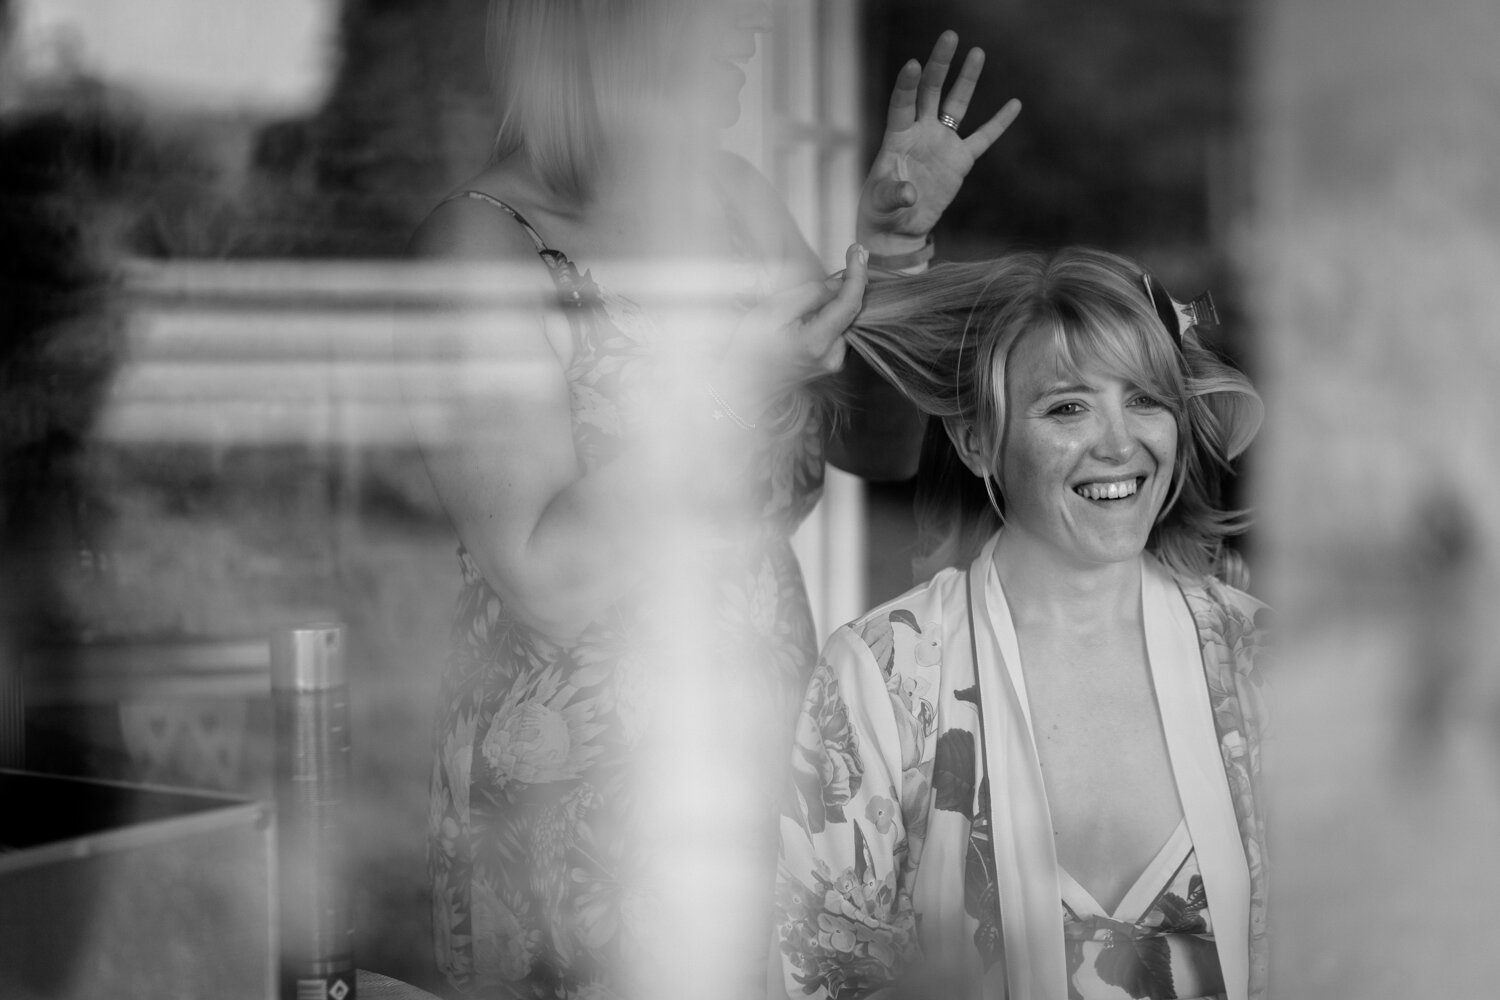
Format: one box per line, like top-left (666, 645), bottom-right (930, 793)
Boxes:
top-left (1141, 558), bottom-right (1251, 1000)
top-left (967, 540), bottom-right (1069, 1000)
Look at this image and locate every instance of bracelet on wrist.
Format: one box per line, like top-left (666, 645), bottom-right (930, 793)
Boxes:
top-left (706, 382), bottom-right (757, 431)
top-left (867, 233), bottom-right (935, 274)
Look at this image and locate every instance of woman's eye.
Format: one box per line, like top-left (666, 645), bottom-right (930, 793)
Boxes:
top-left (1048, 402), bottom-right (1084, 416)
top-left (1130, 395), bottom-right (1164, 410)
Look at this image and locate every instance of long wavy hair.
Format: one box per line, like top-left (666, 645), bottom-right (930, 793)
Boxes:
top-left (845, 247), bottom-right (1262, 582)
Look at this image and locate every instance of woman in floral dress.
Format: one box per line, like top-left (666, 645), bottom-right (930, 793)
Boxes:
top-left (773, 248), bottom-right (1269, 1000)
top-left (403, 2), bottom-right (1021, 997)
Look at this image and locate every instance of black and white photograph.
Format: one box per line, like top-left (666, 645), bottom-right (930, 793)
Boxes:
top-left (2, 2), bottom-right (1495, 997)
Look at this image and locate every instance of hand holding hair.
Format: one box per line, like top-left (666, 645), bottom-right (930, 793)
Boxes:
top-left (709, 243), bottom-right (870, 420)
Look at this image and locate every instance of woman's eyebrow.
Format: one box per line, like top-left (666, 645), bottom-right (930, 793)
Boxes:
top-left (1037, 381), bottom-right (1094, 397)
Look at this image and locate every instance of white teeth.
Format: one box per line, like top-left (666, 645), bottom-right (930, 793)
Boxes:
top-left (1074, 479), bottom-right (1139, 501)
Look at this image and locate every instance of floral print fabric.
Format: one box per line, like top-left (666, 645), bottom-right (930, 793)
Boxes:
top-left (429, 216), bottom-right (826, 999)
top-left (773, 563), bottom-right (1269, 1000)
top-left (1060, 822), bottom-right (1225, 999)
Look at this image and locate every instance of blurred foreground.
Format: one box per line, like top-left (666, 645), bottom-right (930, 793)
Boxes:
top-left (1253, 0), bottom-right (1500, 992)
top-left (4, 0), bottom-right (1500, 996)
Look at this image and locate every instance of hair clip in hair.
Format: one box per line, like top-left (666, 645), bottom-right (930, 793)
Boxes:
top-left (1180, 290), bottom-right (1218, 331)
top-left (1142, 273), bottom-right (1218, 345)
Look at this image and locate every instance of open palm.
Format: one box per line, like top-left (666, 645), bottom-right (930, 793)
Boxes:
top-left (858, 32), bottom-right (1022, 247)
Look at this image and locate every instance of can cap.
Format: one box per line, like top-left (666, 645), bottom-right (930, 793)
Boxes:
top-left (271, 623), bottom-right (346, 691)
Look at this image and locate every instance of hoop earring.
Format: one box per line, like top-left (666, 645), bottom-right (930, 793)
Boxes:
top-left (983, 475), bottom-right (1006, 524)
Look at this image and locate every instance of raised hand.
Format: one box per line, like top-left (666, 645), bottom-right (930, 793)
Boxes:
top-left (857, 31), bottom-right (1021, 253)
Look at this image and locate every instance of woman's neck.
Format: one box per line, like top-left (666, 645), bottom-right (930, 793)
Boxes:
top-left (596, 130), bottom-right (715, 204)
top-left (991, 529), bottom-right (1144, 630)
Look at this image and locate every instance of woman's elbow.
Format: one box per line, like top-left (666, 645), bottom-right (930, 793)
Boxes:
top-left (511, 576), bottom-right (605, 641)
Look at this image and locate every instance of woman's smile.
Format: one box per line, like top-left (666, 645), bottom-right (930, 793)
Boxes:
top-left (1071, 475), bottom-right (1144, 502)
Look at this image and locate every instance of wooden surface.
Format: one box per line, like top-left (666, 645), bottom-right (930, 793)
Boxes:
top-left (357, 969), bottom-right (444, 1000)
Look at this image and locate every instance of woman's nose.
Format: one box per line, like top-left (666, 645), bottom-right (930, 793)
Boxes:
top-left (1090, 406), bottom-right (1136, 462)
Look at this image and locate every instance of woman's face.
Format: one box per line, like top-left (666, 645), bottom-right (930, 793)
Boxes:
top-left (697, 1), bottom-right (768, 128)
top-left (996, 326), bottom-right (1179, 568)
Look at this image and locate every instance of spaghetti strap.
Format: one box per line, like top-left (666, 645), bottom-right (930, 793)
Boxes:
top-left (443, 190), bottom-right (551, 252)
top-left (441, 190), bottom-right (595, 308)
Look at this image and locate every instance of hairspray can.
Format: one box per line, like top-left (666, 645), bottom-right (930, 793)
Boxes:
top-left (272, 623), bottom-right (356, 1000)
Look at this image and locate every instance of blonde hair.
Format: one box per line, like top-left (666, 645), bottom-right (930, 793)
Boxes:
top-left (847, 247), bottom-right (1262, 582)
top-left (486, 0), bottom-right (696, 202)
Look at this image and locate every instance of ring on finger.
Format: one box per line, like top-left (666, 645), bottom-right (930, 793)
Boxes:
top-left (938, 112), bottom-right (961, 132)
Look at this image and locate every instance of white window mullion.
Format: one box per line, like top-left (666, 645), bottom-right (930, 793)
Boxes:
top-left (745, 1), bottom-right (870, 638)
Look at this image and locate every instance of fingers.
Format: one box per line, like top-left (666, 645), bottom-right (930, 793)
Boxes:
top-left (822, 334), bottom-right (849, 374)
top-left (898, 31), bottom-right (994, 134)
top-left (884, 59), bottom-right (920, 132)
top-left (750, 246), bottom-right (867, 381)
top-left (915, 31), bottom-right (958, 120)
top-left (761, 276), bottom-right (840, 329)
top-left (940, 47), bottom-right (986, 124)
top-left (964, 97), bottom-right (1022, 159)
top-left (867, 177), bottom-right (918, 216)
top-left (830, 243), bottom-right (870, 323)
top-left (803, 244), bottom-right (869, 363)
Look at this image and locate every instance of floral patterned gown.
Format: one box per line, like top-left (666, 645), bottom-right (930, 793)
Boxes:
top-left (428, 193), bottom-right (826, 999)
top-left (1059, 820), bottom-right (1226, 999)
top-left (774, 535), bottom-right (1269, 1000)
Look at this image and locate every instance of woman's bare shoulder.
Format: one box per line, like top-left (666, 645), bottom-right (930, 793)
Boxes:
top-left (409, 193), bottom-right (545, 264)
top-left (399, 173), bottom-right (566, 363)
top-left (408, 160), bottom-right (556, 260)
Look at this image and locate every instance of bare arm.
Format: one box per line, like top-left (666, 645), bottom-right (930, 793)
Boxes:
top-left (403, 198), bottom-right (664, 637)
top-left (401, 196), bottom-right (867, 638)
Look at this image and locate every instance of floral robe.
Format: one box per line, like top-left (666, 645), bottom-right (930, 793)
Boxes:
top-left (429, 194), bottom-right (826, 1000)
top-left (774, 537), bottom-right (1269, 1000)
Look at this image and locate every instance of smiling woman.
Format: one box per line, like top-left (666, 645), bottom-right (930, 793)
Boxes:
top-left (845, 248), bottom-right (1260, 582)
top-left (773, 247), bottom-right (1270, 1000)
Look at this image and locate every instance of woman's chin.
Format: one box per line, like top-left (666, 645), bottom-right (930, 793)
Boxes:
top-left (714, 103), bottom-right (743, 130)
top-left (708, 62), bottom-right (748, 129)
top-left (712, 82), bottom-right (745, 129)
